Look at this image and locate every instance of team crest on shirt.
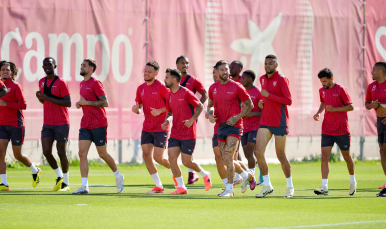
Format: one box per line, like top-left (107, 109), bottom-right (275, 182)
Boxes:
top-left (372, 85), bottom-right (376, 91)
top-left (262, 79), bottom-right (265, 85)
top-left (7, 87), bottom-right (11, 92)
top-left (141, 89), bottom-right (144, 96)
top-left (273, 81), bottom-right (277, 86)
top-left (322, 91), bottom-right (325, 97)
top-left (214, 88), bottom-right (217, 94)
top-left (41, 82), bottom-right (44, 88)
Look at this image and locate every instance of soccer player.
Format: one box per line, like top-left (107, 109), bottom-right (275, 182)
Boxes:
top-left (132, 61), bottom-right (172, 193)
top-left (72, 59), bottom-right (124, 194)
top-left (0, 61), bottom-right (41, 191)
top-left (176, 55), bottom-right (208, 184)
top-left (36, 57), bottom-right (71, 192)
top-left (208, 60), bottom-right (254, 197)
top-left (254, 55), bottom-right (294, 198)
top-left (230, 60), bottom-right (243, 83)
top-left (365, 61), bottom-right (386, 197)
top-left (162, 68), bottom-right (212, 194)
top-left (313, 68), bottom-right (356, 196)
top-left (240, 70), bottom-right (263, 189)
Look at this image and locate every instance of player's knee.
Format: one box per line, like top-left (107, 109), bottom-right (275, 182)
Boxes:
top-left (276, 152), bottom-right (287, 163)
top-left (181, 158), bottom-right (191, 167)
top-left (42, 148), bottom-right (53, 157)
top-left (321, 153), bottom-right (330, 161)
top-left (153, 155), bottom-right (163, 164)
top-left (78, 151), bottom-right (87, 159)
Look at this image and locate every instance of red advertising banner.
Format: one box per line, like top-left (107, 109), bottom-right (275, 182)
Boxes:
top-left (0, 0), bottom-right (373, 141)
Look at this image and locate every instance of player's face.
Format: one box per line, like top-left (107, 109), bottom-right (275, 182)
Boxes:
top-left (42, 59), bottom-right (56, 75)
top-left (212, 68), bottom-right (219, 82)
top-left (143, 65), bottom-right (158, 82)
top-left (320, 77), bottom-right (333, 89)
top-left (230, 63), bottom-right (240, 76)
top-left (1, 64), bottom-right (12, 81)
top-left (218, 64), bottom-right (230, 82)
top-left (164, 72), bottom-right (173, 88)
top-left (240, 73), bottom-right (250, 87)
top-left (265, 58), bottom-right (277, 74)
top-left (372, 65), bottom-right (380, 80)
top-left (80, 61), bottom-right (92, 76)
top-left (176, 58), bottom-right (189, 74)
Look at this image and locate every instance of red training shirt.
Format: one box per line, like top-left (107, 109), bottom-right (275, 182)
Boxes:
top-left (166, 87), bottom-right (200, 140)
top-left (180, 75), bottom-right (205, 94)
top-left (80, 77), bottom-right (108, 129)
top-left (259, 71), bottom-right (292, 127)
top-left (208, 80), bottom-right (250, 133)
top-left (366, 80), bottom-right (386, 112)
top-left (135, 80), bottom-right (170, 132)
top-left (242, 87), bottom-right (262, 133)
top-left (39, 76), bottom-right (70, 125)
top-left (0, 77), bottom-right (26, 127)
top-left (319, 84), bottom-right (352, 136)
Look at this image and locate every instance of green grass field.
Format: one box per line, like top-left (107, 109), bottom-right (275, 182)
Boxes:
top-left (0, 162), bottom-right (385, 229)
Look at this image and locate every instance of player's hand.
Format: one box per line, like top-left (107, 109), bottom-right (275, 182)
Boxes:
top-left (326, 105), bottom-right (335, 112)
top-left (161, 120), bottom-right (169, 130)
top-left (382, 117), bottom-right (386, 125)
top-left (208, 114), bottom-right (217, 123)
top-left (36, 91), bottom-right (42, 98)
top-left (258, 100), bottom-right (264, 109)
top-left (313, 113), bottom-right (320, 121)
top-left (261, 89), bottom-right (269, 97)
top-left (226, 116), bottom-right (238, 126)
top-left (79, 97), bottom-right (88, 106)
top-left (76, 102), bottom-right (81, 109)
top-left (183, 119), bottom-right (194, 128)
top-left (371, 99), bottom-right (380, 109)
top-left (37, 93), bottom-right (50, 101)
top-left (0, 100), bottom-right (6, 107)
top-left (132, 104), bottom-right (141, 114)
top-left (151, 107), bottom-right (162, 117)
top-left (205, 110), bottom-right (213, 120)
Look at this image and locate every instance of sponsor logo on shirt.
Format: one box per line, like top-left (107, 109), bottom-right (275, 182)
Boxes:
top-left (251, 96), bottom-right (256, 99)
top-left (152, 92), bottom-right (158, 94)
top-left (333, 94), bottom-right (338, 96)
top-left (372, 85), bottom-right (376, 91)
top-left (213, 88), bottom-right (217, 94)
top-left (186, 83), bottom-right (190, 85)
top-left (52, 86), bottom-right (57, 87)
top-left (86, 88), bottom-right (91, 89)
top-left (178, 99), bottom-right (184, 101)
top-left (227, 92), bottom-right (233, 94)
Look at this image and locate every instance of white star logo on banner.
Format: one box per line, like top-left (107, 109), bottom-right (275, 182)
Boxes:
top-left (230, 13), bottom-right (282, 74)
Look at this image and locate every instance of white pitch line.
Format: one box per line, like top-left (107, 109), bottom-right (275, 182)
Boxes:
top-left (253, 220), bottom-right (386, 229)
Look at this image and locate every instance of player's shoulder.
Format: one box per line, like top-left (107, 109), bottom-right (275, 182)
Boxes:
top-left (209, 81), bottom-right (219, 90)
top-left (38, 77), bottom-right (46, 83)
top-left (334, 83), bottom-right (347, 91)
top-left (368, 80), bottom-right (378, 88)
top-left (56, 75), bottom-right (67, 83)
top-left (138, 82), bottom-right (147, 89)
top-left (252, 86), bottom-right (261, 93)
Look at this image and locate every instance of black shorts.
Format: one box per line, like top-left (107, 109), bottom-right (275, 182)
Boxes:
top-left (79, 127), bottom-right (107, 146)
top-left (259, 125), bottom-right (288, 136)
top-left (212, 134), bottom-right (219, 148)
top-left (41, 124), bottom-right (69, 143)
top-left (0, 125), bottom-right (24, 146)
top-left (377, 117), bottom-right (386, 144)
top-left (241, 130), bottom-right (258, 147)
top-left (168, 137), bottom-right (196, 155)
top-left (141, 131), bottom-right (168, 148)
top-left (321, 134), bottom-right (350, 151)
top-left (217, 123), bottom-right (242, 143)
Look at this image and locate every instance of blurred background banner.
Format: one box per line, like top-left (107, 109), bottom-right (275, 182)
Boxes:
top-left (0, 0), bottom-right (384, 162)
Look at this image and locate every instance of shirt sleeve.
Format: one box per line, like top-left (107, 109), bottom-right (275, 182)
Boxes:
top-left (267, 77), bottom-right (292, 105)
top-left (38, 79), bottom-right (42, 92)
top-left (93, 80), bottom-right (106, 97)
top-left (59, 80), bottom-right (70, 97)
top-left (186, 90), bottom-right (200, 107)
top-left (365, 84), bottom-right (372, 102)
top-left (208, 85), bottom-right (214, 100)
top-left (135, 86), bottom-right (142, 104)
top-left (6, 84), bottom-right (27, 110)
top-left (193, 78), bottom-right (205, 94)
top-left (160, 84), bottom-right (170, 100)
top-left (237, 84), bottom-right (250, 103)
top-left (165, 93), bottom-right (171, 112)
top-left (319, 89), bottom-right (324, 103)
top-left (340, 87), bottom-right (352, 105)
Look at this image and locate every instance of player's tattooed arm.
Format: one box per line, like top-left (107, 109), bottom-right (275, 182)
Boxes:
top-left (184, 103), bottom-right (203, 128)
top-left (207, 99), bottom-right (217, 123)
top-left (79, 95), bottom-right (108, 107)
top-left (161, 112), bottom-right (173, 130)
top-left (226, 98), bottom-right (253, 126)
